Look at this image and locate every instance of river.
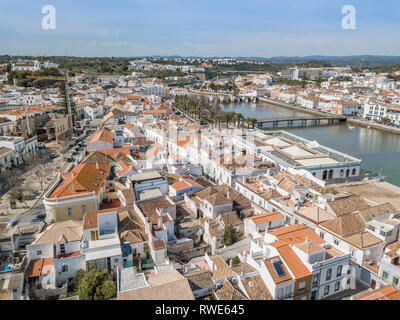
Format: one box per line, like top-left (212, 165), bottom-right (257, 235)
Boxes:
top-left (220, 102), bottom-right (400, 186)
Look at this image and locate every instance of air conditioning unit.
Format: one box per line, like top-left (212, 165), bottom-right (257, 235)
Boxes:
top-left (323, 244), bottom-right (332, 249)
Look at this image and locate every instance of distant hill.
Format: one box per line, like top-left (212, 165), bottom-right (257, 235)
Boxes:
top-left (2, 54), bottom-right (400, 70)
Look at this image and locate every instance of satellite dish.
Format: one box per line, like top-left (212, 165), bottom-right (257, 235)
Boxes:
top-left (365, 249), bottom-right (371, 256)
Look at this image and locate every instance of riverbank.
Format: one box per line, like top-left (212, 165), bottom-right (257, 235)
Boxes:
top-left (347, 118), bottom-right (400, 135)
top-left (188, 89), bottom-right (400, 136)
top-left (258, 97), bottom-right (333, 117)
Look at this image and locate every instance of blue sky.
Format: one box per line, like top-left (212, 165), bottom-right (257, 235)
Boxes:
top-left (0, 0), bottom-right (399, 57)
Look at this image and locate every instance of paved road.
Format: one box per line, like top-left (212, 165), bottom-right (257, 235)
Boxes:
top-left (0, 127), bottom-right (95, 224)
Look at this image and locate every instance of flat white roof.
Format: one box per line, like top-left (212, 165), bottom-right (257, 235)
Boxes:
top-left (282, 146), bottom-right (314, 157)
top-left (264, 137), bottom-right (291, 148)
top-left (296, 157), bottom-right (339, 167)
top-left (118, 267), bottom-right (148, 292)
top-left (84, 237), bottom-right (122, 261)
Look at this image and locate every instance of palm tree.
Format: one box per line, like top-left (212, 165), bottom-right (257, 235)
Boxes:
top-left (237, 114), bottom-right (244, 128)
top-left (244, 117), bottom-right (251, 128)
top-left (209, 111), bottom-right (217, 127)
top-left (216, 114), bottom-right (222, 131)
top-left (250, 118), bottom-right (258, 129)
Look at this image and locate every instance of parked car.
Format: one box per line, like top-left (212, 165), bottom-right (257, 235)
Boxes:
top-left (6, 216), bottom-right (19, 230)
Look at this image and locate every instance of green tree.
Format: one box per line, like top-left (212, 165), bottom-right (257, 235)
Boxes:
top-left (222, 225), bottom-right (242, 246)
top-left (77, 267), bottom-right (116, 300)
top-left (72, 269), bottom-right (86, 291)
top-left (250, 118), bottom-right (258, 129)
top-left (97, 280), bottom-right (117, 300)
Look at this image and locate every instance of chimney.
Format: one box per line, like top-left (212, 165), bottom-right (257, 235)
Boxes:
top-left (158, 216), bottom-right (163, 229)
top-left (227, 191), bottom-right (230, 200)
top-left (72, 181), bottom-right (76, 193)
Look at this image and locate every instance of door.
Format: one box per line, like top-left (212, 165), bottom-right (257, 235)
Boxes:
top-left (371, 279), bottom-right (376, 290)
top-left (107, 257), bottom-right (111, 274)
top-left (311, 291), bottom-right (317, 300)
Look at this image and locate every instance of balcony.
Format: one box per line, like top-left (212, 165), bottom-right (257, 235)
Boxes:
top-left (276, 293), bottom-right (294, 300)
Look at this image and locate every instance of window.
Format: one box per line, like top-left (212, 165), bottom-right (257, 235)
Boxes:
top-left (82, 205), bottom-right (86, 214)
top-left (380, 230), bottom-right (386, 237)
top-left (67, 208), bottom-right (72, 217)
top-left (37, 250), bottom-right (42, 256)
top-left (298, 281), bottom-right (306, 289)
top-left (337, 265), bottom-right (342, 277)
top-left (62, 265), bottom-right (68, 272)
top-left (114, 258), bottom-right (119, 263)
top-left (352, 168), bottom-right (356, 175)
top-left (383, 271), bottom-right (389, 280)
top-left (277, 287), bottom-right (284, 299)
top-left (312, 274), bottom-right (319, 288)
top-left (60, 244), bottom-right (65, 254)
top-left (324, 285), bottom-right (330, 296)
top-left (334, 239), bottom-right (340, 246)
top-left (393, 277), bottom-right (399, 286)
top-left (319, 232), bottom-right (325, 239)
top-left (334, 281), bottom-right (340, 292)
top-left (326, 268), bottom-right (332, 281)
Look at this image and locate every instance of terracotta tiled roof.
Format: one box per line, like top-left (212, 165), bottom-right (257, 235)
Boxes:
top-left (32, 220), bottom-right (83, 244)
top-left (358, 286), bottom-right (400, 300)
top-left (295, 206), bottom-right (335, 224)
top-left (25, 258), bottom-right (53, 278)
top-left (117, 270), bottom-right (194, 300)
top-left (294, 239), bottom-right (324, 254)
top-left (248, 212), bottom-right (284, 225)
top-left (49, 163), bottom-right (110, 199)
top-left (320, 213), bottom-right (365, 237)
top-left (270, 241), bottom-right (312, 279)
top-left (264, 256), bottom-right (292, 284)
top-left (241, 275), bottom-right (273, 300)
top-left (88, 129), bottom-right (114, 144)
top-left (170, 180), bottom-right (191, 191)
top-left (215, 280), bottom-right (248, 300)
top-left (184, 270), bottom-right (215, 291)
top-left (211, 256), bottom-right (236, 281)
top-left (58, 251), bottom-right (82, 259)
top-left (83, 211), bottom-right (99, 230)
top-left (326, 195), bottom-right (370, 217)
top-left (268, 224), bottom-right (325, 245)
